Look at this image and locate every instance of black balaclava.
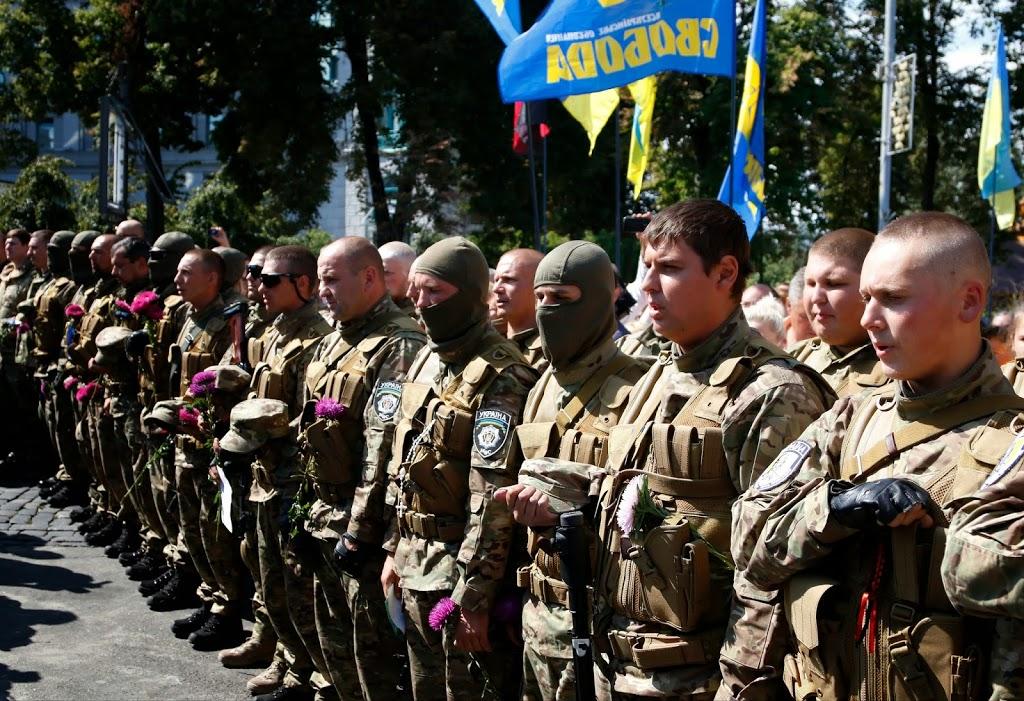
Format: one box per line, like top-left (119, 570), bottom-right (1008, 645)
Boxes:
top-left (149, 231), bottom-right (196, 287)
top-left (415, 237), bottom-right (490, 352)
top-left (47, 230), bottom-right (76, 278)
top-left (69, 230), bottom-right (100, 286)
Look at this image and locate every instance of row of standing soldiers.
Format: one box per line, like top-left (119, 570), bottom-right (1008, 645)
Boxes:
top-left (1, 197), bottom-right (1023, 701)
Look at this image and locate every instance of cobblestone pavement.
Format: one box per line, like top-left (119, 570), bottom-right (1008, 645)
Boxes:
top-left (0, 485), bottom-right (87, 546)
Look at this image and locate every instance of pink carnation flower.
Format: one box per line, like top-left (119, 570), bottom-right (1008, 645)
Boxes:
top-left (617, 475), bottom-right (642, 537)
top-left (130, 290), bottom-right (164, 321)
top-left (428, 597), bottom-right (458, 631)
top-left (115, 299), bottom-right (133, 313)
top-left (64, 304), bottom-right (85, 319)
top-left (189, 370), bottom-right (217, 397)
top-left (315, 398), bottom-right (346, 421)
top-left (75, 381), bottom-right (98, 403)
top-left (63, 376), bottom-right (79, 391)
top-left (178, 407), bottom-right (200, 426)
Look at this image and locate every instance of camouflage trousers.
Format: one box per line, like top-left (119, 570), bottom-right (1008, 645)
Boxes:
top-left (255, 496), bottom-right (320, 689)
top-left (521, 596), bottom-right (577, 701)
top-left (403, 588), bottom-right (516, 701)
top-left (312, 539), bottom-right (406, 701)
top-left (51, 375), bottom-right (86, 484)
top-left (143, 430), bottom-right (179, 558)
top-left (241, 502), bottom-right (277, 648)
top-left (175, 449), bottom-right (247, 614)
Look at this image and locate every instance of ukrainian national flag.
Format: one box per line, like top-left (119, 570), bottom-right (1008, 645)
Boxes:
top-left (627, 76), bottom-right (657, 199)
top-left (474, 0), bottom-right (521, 46)
top-left (978, 26), bottom-right (1021, 231)
top-left (719, 0), bottom-right (767, 238)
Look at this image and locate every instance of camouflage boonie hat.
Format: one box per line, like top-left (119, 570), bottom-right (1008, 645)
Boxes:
top-left (220, 398), bottom-right (290, 454)
top-left (94, 326), bottom-right (133, 367)
top-left (202, 364), bottom-right (252, 396)
top-left (143, 399), bottom-right (184, 434)
top-left (518, 458), bottom-right (603, 513)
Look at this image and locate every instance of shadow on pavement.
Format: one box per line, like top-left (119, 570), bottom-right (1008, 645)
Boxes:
top-left (0, 533), bottom-right (63, 560)
top-left (0, 595), bottom-right (75, 696)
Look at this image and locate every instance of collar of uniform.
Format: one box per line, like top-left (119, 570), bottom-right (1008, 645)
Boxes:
top-left (433, 318), bottom-right (492, 366)
top-left (93, 274), bottom-right (119, 296)
top-left (895, 341), bottom-right (1007, 420)
top-left (158, 282), bottom-right (179, 301)
top-left (337, 294), bottom-right (394, 344)
top-left (121, 279), bottom-right (148, 300)
top-left (189, 295), bottom-right (225, 325)
top-left (273, 299), bottom-right (323, 336)
top-left (670, 306), bottom-right (748, 373)
top-left (511, 325), bottom-right (540, 352)
top-left (552, 337), bottom-right (618, 388)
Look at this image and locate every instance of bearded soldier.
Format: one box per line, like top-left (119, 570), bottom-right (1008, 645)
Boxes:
top-left (382, 236), bottom-right (537, 700)
top-left (495, 240), bottom-right (650, 700)
top-left (789, 228), bottom-right (888, 397)
top-left (733, 212), bottom-right (1024, 701)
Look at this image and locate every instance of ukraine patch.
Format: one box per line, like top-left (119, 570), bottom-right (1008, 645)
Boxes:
top-left (373, 381), bottom-right (403, 422)
top-left (754, 440), bottom-right (813, 491)
top-left (983, 433), bottom-right (1024, 487)
top-left (474, 409), bottom-right (513, 459)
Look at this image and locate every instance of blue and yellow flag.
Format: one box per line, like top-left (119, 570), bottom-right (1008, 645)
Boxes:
top-left (718, 0), bottom-right (766, 238)
top-left (627, 77), bottom-right (657, 197)
top-left (563, 89), bottom-right (621, 155)
top-left (978, 26), bottom-right (1021, 231)
top-left (474, 0), bottom-right (522, 46)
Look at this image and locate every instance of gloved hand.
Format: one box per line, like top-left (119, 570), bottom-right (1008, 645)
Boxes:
top-left (288, 528), bottom-right (320, 568)
top-left (333, 534), bottom-right (367, 576)
top-left (828, 478), bottom-right (934, 529)
top-left (125, 329), bottom-right (150, 356)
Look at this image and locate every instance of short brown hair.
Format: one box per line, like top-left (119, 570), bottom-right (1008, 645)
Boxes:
top-left (183, 248), bottom-right (225, 288)
top-left (265, 245), bottom-right (318, 284)
top-left (7, 228), bottom-right (30, 245)
top-left (808, 228), bottom-right (875, 269)
top-left (642, 199), bottom-right (752, 297)
top-left (877, 212), bottom-right (991, 290)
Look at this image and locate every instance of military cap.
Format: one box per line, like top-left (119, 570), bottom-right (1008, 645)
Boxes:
top-left (203, 364), bottom-right (252, 396)
top-left (71, 230), bottom-right (101, 250)
top-left (143, 399), bottom-right (184, 434)
top-left (517, 457), bottom-right (604, 513)
top-left (151, 231), bottom-right (196, 256)
top-left (94, 326), bottom-right (133, 367)
top-left (213, 247), bottom-right (247, 288)
top-left (48, 230), bottom-right (77, 251)
top-left (220, 398), bottom-right (290, 454)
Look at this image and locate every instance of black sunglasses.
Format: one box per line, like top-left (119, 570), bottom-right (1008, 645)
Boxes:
top-left (260, 272), bottom-right (301, 289)
top-left (148, 249), bottom-right (166, 262)
top-left (245, 264), bottom-right (263, 278)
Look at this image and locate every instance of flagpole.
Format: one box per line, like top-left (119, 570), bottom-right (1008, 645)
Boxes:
top-left (728, 1), bottom-right (738, 204)
top-left (525, 103), bottom-right (542, 250)
top-left (614, 105), bottom-right (622, 269)
top-left (541, 131), bottom-right (549, 251)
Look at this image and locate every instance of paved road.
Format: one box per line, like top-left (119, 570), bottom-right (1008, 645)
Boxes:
top-left (1, 485), bottom-right (255, 701)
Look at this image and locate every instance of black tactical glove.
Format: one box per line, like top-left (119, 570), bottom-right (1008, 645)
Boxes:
top-left (125, 329), bottom-right (150, 356)
top-left (828, 478), bottom-right (933, 529)
top-left (288, 528), bottom-right (320, 567)
top-left (333, 534), bottom-right (367, 576)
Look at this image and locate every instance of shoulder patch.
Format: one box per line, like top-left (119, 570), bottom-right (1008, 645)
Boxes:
top-left (373, 380), bottom-right (403, 422)
top-left (983, 432), bottom-right (1024, 487)
top-left (474, 409), bottom-right (513, 459)
top-left (754, 440), bottom-right (813, 491)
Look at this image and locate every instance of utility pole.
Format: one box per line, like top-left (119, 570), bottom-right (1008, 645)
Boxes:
top-left (877, 0), bottom-right (896, 231)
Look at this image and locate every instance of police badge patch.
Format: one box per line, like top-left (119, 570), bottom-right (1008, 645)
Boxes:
top-left (983, 433), bottom-right (1024, 487)
top-left (474, 409), bottom-right (513, 459)
top-left (754, 440), bottom-right (813, 491)
top-left (373, 381), bottom-right (403, 422)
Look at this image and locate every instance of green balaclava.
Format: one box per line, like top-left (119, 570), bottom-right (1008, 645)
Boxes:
top-left (414, 236), bottom-right (490, 348)
top-left (149, 231), bottom-right (195, 286)
top-left (214, 246), bottom-right (246, 293)
top-left (534, 240), bottom-right (616, 371)
top-left (47, 230), bottom-right (76, 279)
top-left (69, 230), bottom-right (100, 285)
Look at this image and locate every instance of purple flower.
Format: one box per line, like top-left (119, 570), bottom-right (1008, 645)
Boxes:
top-left (130, 290), bottom-right (164, 320)
top-left (189, 370), bottom-right (217, 397)
top-left (315, 398), bottom-right (347, 421)
top-left (115, 299), bottom-right (133, 313)
top-left (617, 475), bottom-right (642, 537)
top-left (178, 407), bottom-right (200, 426)
top-left (75, 381), bottom-right (98, 403)
top-left (428, 597), bottom-right (458, 631)
top-left (64, 303), bottom-right (85, 319)
top-left (63, 376), bottom-right (79, 391)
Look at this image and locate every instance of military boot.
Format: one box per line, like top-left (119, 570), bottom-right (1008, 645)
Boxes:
top-left (247, 658), bottom-right (289, 695)
top-left (78, 511), bottom-right (108, 534)
top-left (68, 504), bottom-right (94, 523)
top-left (218, 632), bottom-right (276, 668)
top-left (103, 523), bottom-right (138, 557)
top-left (253, 684), bottom-right (313, 701)
top-left (38, 476), bottom-right (58, 490)
top-left (49, 485), bottom-right (85, 508)
top-left (39, 479), bottom-right (62, 497)
top-left (128, 552), bottom-right (167, 581)
top-left (189, 612), bottom-right (244, 651)
top-left (85, 518), bottom-right (122, 546)
top-left (172, 603), bottom-right (212, 639)
top-left (119, 546), bottom-right (147, 567)
top-left (138, 567), bottom-right (174, 596)
top-left (147, 566), bottom-right (199, 611)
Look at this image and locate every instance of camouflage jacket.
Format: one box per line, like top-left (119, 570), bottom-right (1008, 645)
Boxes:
top-left (1002, 358), bottom-right (1024, 397)
top-left (789, 337), bottom-right (888, 398)
top-left (616, 317), bottom-right (668, 361)
top-left (594, 308), bottom-right (835, 699)
top-left (300, 295), bottom-right (426, 544)
top-left (0, 260), bottom-right (35, 354)
top-left (27, 274), bottom-right (76, 372)
top-left (512, 325), bottom-right (549, 374)
top-left (65, 275), bottom-right (119, 369)
top-left (249, 300), bottom-right (332, 416)
top-left (734, 345), bottom-right (1021, 701)
top-left (387, 323), bottom-right (537, 612)
top-left (14, 268), bottom-right (52, 367)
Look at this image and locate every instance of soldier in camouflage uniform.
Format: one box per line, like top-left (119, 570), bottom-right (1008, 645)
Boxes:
top-left (246, 245), bottom-right (333, 700)
top-left (288, 238), bottom-right (425, 700)
top-left (494, 240), bottom-right (650, 701)
top-left (379, 241), bottom-right (418, 318)
top-left (941, 468), bottom-right (1024, 701)
top-left (214, 246), bottom-right (249, 308)
top-left (381, 236), bottom-right (538, 701)
top-left (615, 318), bottom-right (669, 362)
top-left (788, 228), bottom-right (888, 398)
top-left (0, 228), bottom-right (36, 464)
top-left (733, 212), bottom-right (1024, 701)
top-left (492, 248), bottom-right (547, 372)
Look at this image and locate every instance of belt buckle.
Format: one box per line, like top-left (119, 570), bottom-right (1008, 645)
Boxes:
top-left (889, 601), bottom-right (916, 627)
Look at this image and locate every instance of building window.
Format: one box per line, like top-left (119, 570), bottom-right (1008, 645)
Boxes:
top-left (36, 119), bottom-right (55, 151)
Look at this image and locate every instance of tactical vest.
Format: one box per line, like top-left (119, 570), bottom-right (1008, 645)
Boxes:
top-left (515, 354), bottom-right (642, 608)
top-left (391, 339), bottom-right (522, 542)
top-left (252, 333), bottom-right (322, 403)
top-left (31, 277), bottom-right (75, 367)
top-left (142, 294), bottom-right (186, 400)
top-left (1002, 359), bottom-right (1024, 397)
top-left (301, 314), bottom-right (422, 496)
top-left (781, 384), bottom-right (1024, 701)
top-left (69, 287), bottom-right (116, 366)
top-left (170, 313), bottom-right (228, 396)
top-left (595, 339), bottom-right (812, 671)
top-left (792, 339), bottom-right (889, 398)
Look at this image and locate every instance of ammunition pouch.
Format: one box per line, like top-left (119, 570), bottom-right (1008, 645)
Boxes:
top-left (398, 511), bottom-right (466, 542)
top-left (181, 349), bottom-right (217, 395)
top-left (301, 406), bottom-right (357, 486)
top-left (517, 564), bottom-right (570, 607)
top-left (604, 629), bottom-right (724, 670)
top-left (247, 335), bottom-right (266, 366)
top-left (253, 336), bottom-right (318, 402)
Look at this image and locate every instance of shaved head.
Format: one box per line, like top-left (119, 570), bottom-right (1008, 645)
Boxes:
top-left (321, 236), bottom-right (385, 279)
top-left (318, 237), bottom-right (387, 322)
top-left (379, 241), bottom-right (416, 266)
top-left (493, 248), bottom-right (544, 335)
top-left (379, 241), bottom-right (417, 302)
top-left (809, 227), bottom-right (875, 270)
top-left (115, 219), bottom-right (145, 240)
top-left (877, 212), bottom-right (990, 292)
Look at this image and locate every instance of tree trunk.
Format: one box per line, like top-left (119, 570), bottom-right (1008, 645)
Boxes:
top-left (338, 11), bottom-right (396, 244)
top-left (920, 0), bottom-right (941, 210)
